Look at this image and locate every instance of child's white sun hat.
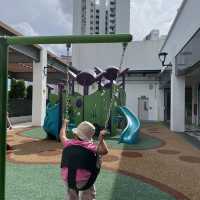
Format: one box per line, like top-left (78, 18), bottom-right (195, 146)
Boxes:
top-left (72, 121), bottom-right (95, 141)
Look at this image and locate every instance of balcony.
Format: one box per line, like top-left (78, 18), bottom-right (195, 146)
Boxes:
top-left (110, 20), bottom-right (115, 24)
top-left (110, 7), bottom-right (116, 13)
top-left (110, 0), bottom-right (116, 5)
top-left (109, 26), bottom-right (116, 32)
top-left (110, 13), bottom-right (116, 18)
top-left (110, 1), bottom-right (116, 8)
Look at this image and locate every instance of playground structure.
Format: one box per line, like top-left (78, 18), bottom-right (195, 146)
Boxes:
top-left (0, 34), bottom-right (133, 200)
top-left (43, 65), bottom-right (140, 143)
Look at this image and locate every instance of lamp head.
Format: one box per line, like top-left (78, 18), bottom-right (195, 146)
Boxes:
top-left (158, 52), bottom-right (168, 66)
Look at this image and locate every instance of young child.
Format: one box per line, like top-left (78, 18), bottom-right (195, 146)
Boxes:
top-left (60, 119), bottom-right (109, 200)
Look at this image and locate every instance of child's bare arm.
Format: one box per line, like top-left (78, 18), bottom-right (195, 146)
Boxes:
top-left (59, 119), bottom-right (69, 146)
top-left (97, 130), bottom-right (109, 155)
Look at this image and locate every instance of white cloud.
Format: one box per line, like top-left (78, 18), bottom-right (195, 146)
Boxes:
top-left (131, 0), bottom-right (183, 40)
top-left (13, 22), bottom-right (39, 36)
top-left (12, 22), bottom-right (67, 56)
top-left (45, 44), bottom-right (67, 56)
top-left (0, 0), bottom-right (183, 56)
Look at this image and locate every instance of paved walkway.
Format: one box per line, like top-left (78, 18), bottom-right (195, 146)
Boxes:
top-left (185, 126), bottom-right (200, 142)
top-left (7, 123), bottom-right (200, 200)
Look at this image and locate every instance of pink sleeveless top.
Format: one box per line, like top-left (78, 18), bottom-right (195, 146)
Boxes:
top-left (61, 139), bottom-right (97, 182)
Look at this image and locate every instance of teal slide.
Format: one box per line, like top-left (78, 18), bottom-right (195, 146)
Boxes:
top-left (118, 106), bottom-right (140, 144)
top-left (43, 103), bottom-right (61, 139)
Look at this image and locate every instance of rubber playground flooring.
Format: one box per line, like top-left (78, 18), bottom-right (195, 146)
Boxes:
top-left (6, 123), bottom-right (200, 200)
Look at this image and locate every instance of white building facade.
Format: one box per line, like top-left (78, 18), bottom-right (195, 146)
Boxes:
top-left (160, 0), bottom-right (200, 132)
top-left (73, 0), bottom-right (130, 35)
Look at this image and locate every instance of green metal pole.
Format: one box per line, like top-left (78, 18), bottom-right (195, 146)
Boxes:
top-left (0, 37), bottom-right (8, 200)
top-left (7, 34), bottom-right (132, 45)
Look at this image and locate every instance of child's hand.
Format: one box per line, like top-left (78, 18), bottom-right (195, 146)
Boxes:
top-left (98, 129), bottom-right (106, 141)
top-left (62, 119), bottom-right (69, 126)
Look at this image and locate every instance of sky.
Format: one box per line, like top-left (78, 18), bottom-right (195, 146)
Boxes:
top-left (0, 0), bottom-right (183, 56)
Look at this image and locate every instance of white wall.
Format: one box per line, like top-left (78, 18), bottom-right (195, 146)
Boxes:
top-left (99, 0), bottom-right (106, 34)
top-left (126, 80), bottom-right (163, 121)
top-left (72, 39), bottom-right (164, 71)
top-left (116, 0), bottom-right (130, 33)
top-left (73, 0), bottom-right (82, 35)
top-left (160, 0), bottom-right (200, 131)
top-left (161, 0), bottom-right (200, 63)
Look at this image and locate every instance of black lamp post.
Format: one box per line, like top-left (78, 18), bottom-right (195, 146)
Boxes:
top-left (66, 43), bottom-right (71, 57)
top-left (43, 66), bottom-right (48, 76)
top-left (158, 52), bottom-right (172, 67)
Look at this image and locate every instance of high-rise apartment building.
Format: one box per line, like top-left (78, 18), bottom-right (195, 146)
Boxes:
top-left (73, 0), bottom-right (130, 35)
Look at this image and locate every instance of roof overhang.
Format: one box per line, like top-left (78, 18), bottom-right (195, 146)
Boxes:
top-left (0, 20), bottom-right (76, 83)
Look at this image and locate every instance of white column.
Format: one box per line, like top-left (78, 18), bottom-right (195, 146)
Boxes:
top-left (170, 67), bottom-right (185, 132)
top-left (192, 84), bottom-right (198, 125)
top-left (32, 48), bottom-right (47, 126)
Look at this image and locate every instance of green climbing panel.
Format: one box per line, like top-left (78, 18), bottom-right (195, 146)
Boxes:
top-left (68, 93), bottom-right (83, 126)
top-left (84, 89), bottom-right (111, 127)
top-left (68, 85), bottom-right (126, 136)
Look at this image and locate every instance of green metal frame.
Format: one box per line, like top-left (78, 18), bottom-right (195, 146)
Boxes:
top-left (7, 34), bottom-right (132, 45)
top-left (0, 33), bottom-right (132, 200)
top-left (0, 37), bottom-right (8, 200)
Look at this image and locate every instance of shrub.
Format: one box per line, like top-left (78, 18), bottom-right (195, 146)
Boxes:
top-left (26, 85), bottom-right (32, 100)
top-left (9, 79), bottom-right (26, 99)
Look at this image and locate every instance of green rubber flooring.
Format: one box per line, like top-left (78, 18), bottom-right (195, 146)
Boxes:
top-left (23, 128), bottom-right (47, 139)
top-left (105, 134), bottom-right (163, 150)
top-left (6, 162), bottom-right (175, 200)
top-left (23, 128), bottom-right (163, 150)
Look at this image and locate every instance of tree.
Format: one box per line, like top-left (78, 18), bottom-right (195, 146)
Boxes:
top-left (9, 79), bottom-right (17, 99)
top-left (9, 79), bottom-right (26, 99)
top-left (26, 85), bottom-right (32, 100)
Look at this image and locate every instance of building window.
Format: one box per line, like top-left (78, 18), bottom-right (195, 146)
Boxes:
top-left (110, 13), bottom-right (115, 17)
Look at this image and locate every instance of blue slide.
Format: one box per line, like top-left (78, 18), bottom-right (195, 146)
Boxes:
top-left (43, 103), bottom-right (61, 139)
top-left (118, 106), bottom-right (140, 144)
top-left (43, 104), bottom-right (76, 140)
